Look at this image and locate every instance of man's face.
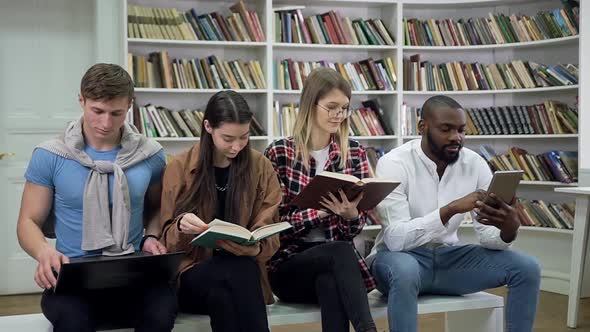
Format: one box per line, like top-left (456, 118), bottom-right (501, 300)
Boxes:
top-left (79, 96), bottom-right (130, 143)
top-left (421, 107), bottom-right (466, 164)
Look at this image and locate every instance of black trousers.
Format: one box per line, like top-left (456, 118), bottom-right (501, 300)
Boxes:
top-left (41, 281), bottom-right (177, 332)
top-left (178, 253), bottom-right (269, 332)
top-left (270, 241), bottom-right (376, 332)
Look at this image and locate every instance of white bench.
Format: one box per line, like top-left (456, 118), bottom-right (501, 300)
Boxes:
top-left (0, 291), bottom-right (504, 332)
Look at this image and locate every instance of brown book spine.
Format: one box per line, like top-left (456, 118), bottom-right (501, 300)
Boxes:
top-left (230, 0), bottom-right (257, 41)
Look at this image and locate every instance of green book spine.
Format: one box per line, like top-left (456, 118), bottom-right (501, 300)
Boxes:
top-left (403, 18), bottom-right (410, 46)
top-left (359, 20), bottom-right (378, 45)
top-left (494, 14), bottom-right (514, 43)
top-left (500, 14), bottom-right (518, 42)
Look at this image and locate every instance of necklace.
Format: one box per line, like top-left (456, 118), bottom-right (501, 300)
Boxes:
top-left (215, 183), bottom-right (228, 192)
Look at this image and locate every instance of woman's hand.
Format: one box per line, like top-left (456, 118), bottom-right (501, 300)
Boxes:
top-left (320, 189), bottom-right (364, 221)
top-left (178, 213), bottom-right (209, 235)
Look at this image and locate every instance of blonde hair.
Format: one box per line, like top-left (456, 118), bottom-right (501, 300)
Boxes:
top-left (293, 67), bottom-right (352, 169)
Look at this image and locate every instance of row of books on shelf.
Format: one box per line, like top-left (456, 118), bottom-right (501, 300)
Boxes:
top-left (401, 100), bottom-right (578, 136)
top-left (364, 197), bottom-right (575, 231)
top-left (128, 53), bottom-right (576, 92)
top-left (129, 52), bottom-right (266, 90)
top-left (272, 99), bottom-right (394, 137)
top-left (517, 199), bottom-right (574, 230)
top-left (461, 198), bottom-right (575, 230)
top-left (404, 5), bottom-right (579, 47)
top-left (127, 2), bottom-right (578, 48)
top-left (127, 1), bottom-right (264, 42)
top-left (276, 57), bottom-right (396, 91)
top-left (480, 145), bottom-right (577, 184)
top-left (274, 8), bottom-right (394, 46)
top-left (404, 55), bottom-right (578, 91)
top-left (272, 102), bottom-right (297, 137)
top-left (134, 101), bottom-right (396, 139)
top-left (132, 104), bottom-right (266, 138)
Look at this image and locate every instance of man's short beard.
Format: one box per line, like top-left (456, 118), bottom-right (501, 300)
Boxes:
top-left (426, 130), bottom-right (462, 164)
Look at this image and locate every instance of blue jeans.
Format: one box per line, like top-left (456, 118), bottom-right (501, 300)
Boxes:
top-left (372, 244), bottom-right (541, 332)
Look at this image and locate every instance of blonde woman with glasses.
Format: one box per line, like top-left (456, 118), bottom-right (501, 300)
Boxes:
top-left (264, 68), bottom-right (377, 332)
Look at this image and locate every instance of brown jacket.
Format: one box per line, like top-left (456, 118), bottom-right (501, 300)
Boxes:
top-left (159, 145), bottom-right (282, 304)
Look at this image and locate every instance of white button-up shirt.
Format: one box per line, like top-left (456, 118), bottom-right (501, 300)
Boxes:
top-left (366, 139), bottom-right (512, 266)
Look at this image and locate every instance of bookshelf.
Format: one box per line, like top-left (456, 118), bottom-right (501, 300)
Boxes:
top-left (121, 0), bottom-right (581, 294)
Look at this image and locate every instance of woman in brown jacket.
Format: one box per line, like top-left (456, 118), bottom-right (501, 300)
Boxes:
top-left (159, 90), bottom-right (282, 332)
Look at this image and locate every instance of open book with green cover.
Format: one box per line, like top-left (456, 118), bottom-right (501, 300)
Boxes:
top-left (190, 219), bottom-right (292, 249)
top-left (290, 171), bottom-right (399, 211)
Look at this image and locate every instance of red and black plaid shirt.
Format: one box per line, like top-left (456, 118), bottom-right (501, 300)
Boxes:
top-left (264, 136), bottom-right (376, 292)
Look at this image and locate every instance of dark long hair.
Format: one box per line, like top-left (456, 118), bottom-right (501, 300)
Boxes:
top-left (173, 90), bottom-right (253, 224)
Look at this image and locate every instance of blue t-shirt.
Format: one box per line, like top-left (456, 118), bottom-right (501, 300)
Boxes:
top-left (24, 145), bottom-right (166, 258)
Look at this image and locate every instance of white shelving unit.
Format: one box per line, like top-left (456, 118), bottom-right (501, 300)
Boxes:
top-left (364, 223), bottom-right (574, 235)
top-left (122, 0), bottom-right (581, 294)
top-left (403, 85), bottom-right (579, 95)
top-left (404, 134), bottom-right (579, 140)
top-left (135, 88), bottom-right (267, 94)
top-left (403, 35), bottom-right (578, 51)
top-left (128, 38), bottom-right (267, 47)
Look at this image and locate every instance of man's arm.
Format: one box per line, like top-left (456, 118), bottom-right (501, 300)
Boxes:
top-left (141, 150), bottom-right (168, 255)
top-left (16, 182), bottom-right (69, 289)
top-left (144, 182), bottom-right (163, 236)
top-left (142, 180), bottom-right (167, 255)
top-left (376, 158), bottom-right (448, 252)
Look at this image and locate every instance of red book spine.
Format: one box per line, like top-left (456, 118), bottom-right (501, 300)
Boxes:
top-left (321, 14), bottom-right (340, 44)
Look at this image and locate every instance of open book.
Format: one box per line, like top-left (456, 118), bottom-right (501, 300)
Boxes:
top-left (190, 219), bottom-right (292, 248)
top-left (290, 171), bottom-right (399, 211)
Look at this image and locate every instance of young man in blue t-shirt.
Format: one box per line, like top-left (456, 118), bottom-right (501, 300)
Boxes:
top-left (16, 63), bottom-right (176, 332)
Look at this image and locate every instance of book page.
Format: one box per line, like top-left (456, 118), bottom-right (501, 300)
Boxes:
top-left (318, 171), bottom-right (360, 183)
top-left (251, 222), bottom-right (292, 240)
top-left (360, 177), bottom-right (397, 184)
top-left (206, 219), bottom-right (252, 239)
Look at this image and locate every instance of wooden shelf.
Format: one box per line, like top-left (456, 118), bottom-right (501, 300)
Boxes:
top-left (403, 36), bottom-right (579, 51)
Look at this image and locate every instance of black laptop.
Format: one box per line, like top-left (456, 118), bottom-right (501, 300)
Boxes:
top-left (54, 251), bottom-right (184, 294)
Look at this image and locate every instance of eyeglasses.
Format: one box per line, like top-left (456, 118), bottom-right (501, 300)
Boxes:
top-left (316, 103), bottom-right (352, 118)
